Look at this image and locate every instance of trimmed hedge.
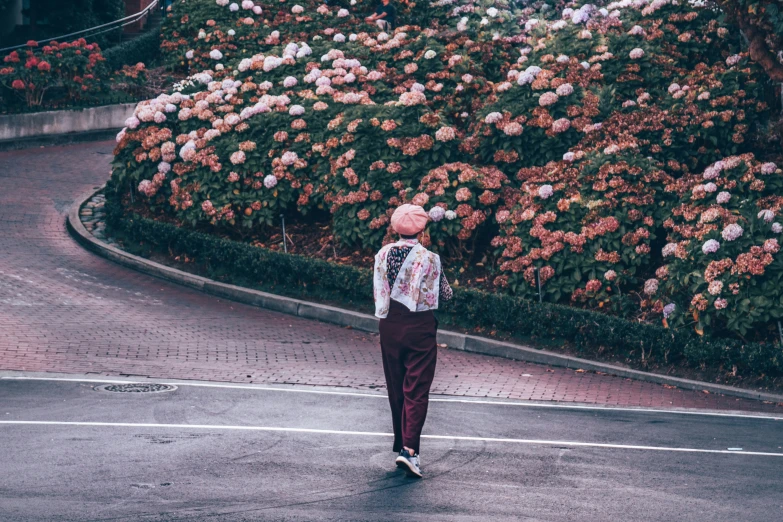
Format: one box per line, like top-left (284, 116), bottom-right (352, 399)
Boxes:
top-left (104, 188), bottom-right (783, 388)
top-left (103, 29), bottom-right (161, 72)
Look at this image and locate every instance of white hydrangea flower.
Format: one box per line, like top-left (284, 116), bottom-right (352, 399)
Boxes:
top-left (429, 206), bottom-right (446, 222)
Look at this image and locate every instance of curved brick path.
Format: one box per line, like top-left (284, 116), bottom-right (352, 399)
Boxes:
top-left (0, 141), bottom-right (780, 413)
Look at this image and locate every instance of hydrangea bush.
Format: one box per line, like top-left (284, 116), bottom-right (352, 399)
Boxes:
top-left (0, 39), bottom-right (109, 106)
top-left (660, 155), bottom-right (783, 337)
top-left (109, 0), bottom-right (781, 340)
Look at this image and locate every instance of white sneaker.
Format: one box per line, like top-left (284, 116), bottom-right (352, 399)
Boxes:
top-left (395, 449), bottom-right (422, 478)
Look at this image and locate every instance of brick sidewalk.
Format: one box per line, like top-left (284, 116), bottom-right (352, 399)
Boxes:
top-left (0, 141), bottom-right (780, 413)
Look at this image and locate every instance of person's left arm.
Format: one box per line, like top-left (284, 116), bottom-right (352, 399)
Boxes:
top-left (439, 272), bottom-right (453, 301)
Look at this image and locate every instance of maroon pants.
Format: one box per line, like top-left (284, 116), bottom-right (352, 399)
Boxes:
top-left (379, 300), bottom-right (438, 454)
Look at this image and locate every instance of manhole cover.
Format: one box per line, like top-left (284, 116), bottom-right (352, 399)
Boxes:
top-left (95, 383), bottom-right (177, 394)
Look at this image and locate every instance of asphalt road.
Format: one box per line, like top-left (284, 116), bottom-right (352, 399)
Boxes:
top-left (1, 374), bottom-right (781, 522)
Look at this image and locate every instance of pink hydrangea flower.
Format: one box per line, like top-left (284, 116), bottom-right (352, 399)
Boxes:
top-left (435, 127), bottom-right (456, 141)
top-left (714, 298), bottom-right (728, 310)
top-left (702, 239), bottom-right (720, 254)
top-left (412, 192), bottom-right (429, 206)
top-left (763, 239), bottom-right (779, 253)
top-left (503, 122), bottom-right (523, 136)
top-left (539, 92), bottom-right (559, 107)
top-left (716, 191), bottom-right (731, 204)
top-left (552, 118), bottom-right (570, 133)
top-left (281, 151), bottom-right (298, 166)
top-left (555, 83), bottom-right (573, 96)
top-left (485, 112), bottom-right (503, 124)
top-left (138, 180), bottom-right (157, 197)
top-left (662, 243), bottom-right (677, 257)
top-left (761, 162), bottom-right (777, 175)
top-left (264, 174), bottom-right (278, 189)
top-left (455, 187), bottom-right (472, 201)
top-left (644, 278), bottom-right (659, 295)
top-left (721, 224), bottom-right (743, 241)
top-left (538, 184), bottom-right (553, 199)
top-left (230, 151), bottom-right (246, 165)
top-left (629, 48), bottom-right (644, 59)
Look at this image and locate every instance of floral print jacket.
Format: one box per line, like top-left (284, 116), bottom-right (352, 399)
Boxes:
top-left (373, 238), bottom-right (448, 318)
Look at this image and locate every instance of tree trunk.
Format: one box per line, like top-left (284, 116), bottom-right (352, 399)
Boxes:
top-left (737, 15), bottom-right (783, 82)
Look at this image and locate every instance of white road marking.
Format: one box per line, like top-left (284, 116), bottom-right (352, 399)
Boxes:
top-left (2, 375), bottom-right (782, 421)
top-left (0, 420), bottom-right (781, 457)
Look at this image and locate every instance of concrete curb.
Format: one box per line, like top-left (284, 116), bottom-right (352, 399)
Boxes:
top-left (67, 186), bottom-right (783, 405)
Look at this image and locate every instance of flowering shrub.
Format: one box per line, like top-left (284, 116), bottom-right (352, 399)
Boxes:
top-left (0, 39), bottom-right (108, 107)
top-left (109, 0), bottom-right (781, 341)
top-left (492, 150), bottom-right (672, 304)
top-left (659, 155), bottom-right (783, 336)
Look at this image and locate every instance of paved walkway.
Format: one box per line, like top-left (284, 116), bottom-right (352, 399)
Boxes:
top-left (0, 141), bottom-right (780, 412)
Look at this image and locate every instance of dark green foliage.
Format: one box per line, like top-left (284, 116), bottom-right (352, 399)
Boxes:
top-left (103, 29), bottom-right (160, 71)
top-left (104, 183), bottom-right (783, 386)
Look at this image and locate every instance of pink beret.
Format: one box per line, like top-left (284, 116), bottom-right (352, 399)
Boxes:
top-left (391, 204), bottom-right (429, 236)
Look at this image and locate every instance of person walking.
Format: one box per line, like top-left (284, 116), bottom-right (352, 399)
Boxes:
top-left (364, 0), bottom-right (396, 31)
top-left (373, 204), bottom-right (453, 478)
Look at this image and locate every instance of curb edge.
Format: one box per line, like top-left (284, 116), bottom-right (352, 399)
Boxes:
top-left (66, 186), bottom-right (783, 405)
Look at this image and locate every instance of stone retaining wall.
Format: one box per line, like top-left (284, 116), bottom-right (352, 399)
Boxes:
top-left (0, 103), bottom-right (136, 142)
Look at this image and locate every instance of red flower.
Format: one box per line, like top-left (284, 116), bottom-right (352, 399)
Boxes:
top-left (26, 40), bottom-right (38, 47)
top-left (37, 61), bottom-right (51, 72)
top-left (24, 57), bottom-right (38, 69)
top-left (4, 51), bottom-right (20, 63)
top-left (11, 79), bottom-right (25, 90)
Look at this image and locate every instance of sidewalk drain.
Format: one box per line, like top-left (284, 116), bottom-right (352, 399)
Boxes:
top-left (95, 383), bottom-right (177, 394)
